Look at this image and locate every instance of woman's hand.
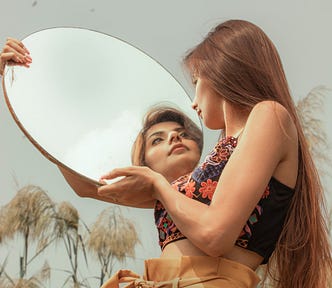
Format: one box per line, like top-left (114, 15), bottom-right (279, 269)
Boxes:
top-left (0, 37), bottom-right (32, 76)
top-left (98, 166), bottom-right (166, 206)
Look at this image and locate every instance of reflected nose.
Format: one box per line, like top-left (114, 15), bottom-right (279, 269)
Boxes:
top-left (168, 131), bottom-right (182, 144)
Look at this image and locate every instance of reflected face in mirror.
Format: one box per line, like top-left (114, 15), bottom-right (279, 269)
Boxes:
top-left (144, 122), bottom-right (201, 183)
top-left (2, 28), bottom-right (201, 184)
top-left (130, 106), bottom-right (203, 183)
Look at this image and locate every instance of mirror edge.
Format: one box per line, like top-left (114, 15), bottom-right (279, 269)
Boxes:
top-left (2, 72), bottom-right (102, 187)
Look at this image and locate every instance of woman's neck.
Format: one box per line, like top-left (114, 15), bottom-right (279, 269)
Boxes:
top-left (224, 103), bottom-right (250, 137)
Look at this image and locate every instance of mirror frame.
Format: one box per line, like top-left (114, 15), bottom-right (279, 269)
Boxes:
top-left (2, 27), bottom-right (201, 187)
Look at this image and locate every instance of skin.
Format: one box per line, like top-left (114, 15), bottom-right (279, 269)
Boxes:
top-left (98, 121), bottom-right (201, 207)
top-left (143, 121), bottom-right (201, 182)
top-left (1, 39), bottom-right (299, 271)
top-left (191, 77), bottom-right (226, 130)
top-left (99, 78), bottom-right (299, 269)
top-left (0, 38), bottom-right (32, 75)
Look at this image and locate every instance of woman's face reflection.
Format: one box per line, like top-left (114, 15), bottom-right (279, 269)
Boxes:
top-left (144, 121), bottom-right (200, 182)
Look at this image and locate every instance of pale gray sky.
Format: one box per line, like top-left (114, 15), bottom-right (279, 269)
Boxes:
top-left (1, 1), bottom-right (331, 287)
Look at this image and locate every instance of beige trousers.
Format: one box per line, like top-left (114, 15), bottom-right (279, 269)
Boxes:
top-left (101, 256), bottom-right (260, 288)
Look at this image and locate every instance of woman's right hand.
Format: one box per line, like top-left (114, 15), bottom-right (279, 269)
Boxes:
top-left (0, 37), bottom-right (32, 76)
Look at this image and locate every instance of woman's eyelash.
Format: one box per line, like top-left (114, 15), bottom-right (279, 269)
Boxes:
top-left (150, 131), bottom-right (190, 145)
top-left (180, 131), bottom-right (190, 137)
top-left (152, 138), bottom-right (163, 145)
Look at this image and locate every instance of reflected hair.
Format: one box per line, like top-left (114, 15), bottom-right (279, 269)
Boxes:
top-left (131, 105), bottom-right (203, 166)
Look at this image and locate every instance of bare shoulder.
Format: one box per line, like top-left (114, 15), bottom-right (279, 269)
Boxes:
top-left (251, 100), bottom-right (291, 120)
top-left (248, 101), bottom-right (297, 139)
top-left (245, 101), bottom-right (298, 187)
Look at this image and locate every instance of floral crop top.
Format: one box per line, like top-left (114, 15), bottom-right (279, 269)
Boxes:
top-left (154, 136), bottom-right (295, 264)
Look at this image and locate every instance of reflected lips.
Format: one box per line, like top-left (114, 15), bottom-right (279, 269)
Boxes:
top-left (169, 144), bottom-right (188, 155)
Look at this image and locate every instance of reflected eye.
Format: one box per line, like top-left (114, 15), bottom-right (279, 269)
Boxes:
top-left (179, 131), bottom-right (192, 139)
top-left (151, 137), bottom-right (163, 145)
top-left (179, 131), bottom-right (189, 138)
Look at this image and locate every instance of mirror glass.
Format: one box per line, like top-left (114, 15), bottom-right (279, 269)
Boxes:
top-left (2, 27), bottom-right (201, 184)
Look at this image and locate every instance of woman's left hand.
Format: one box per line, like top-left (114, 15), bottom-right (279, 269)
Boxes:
top-left (0, 37), bottom-right (32, 76)
top-left (98, 166), bottom-right (165, 206)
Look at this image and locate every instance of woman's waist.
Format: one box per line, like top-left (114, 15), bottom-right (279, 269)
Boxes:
top-left (160, 239), bottom-right (263, 270)
top-left (144, 254), bottom-right (260, 287)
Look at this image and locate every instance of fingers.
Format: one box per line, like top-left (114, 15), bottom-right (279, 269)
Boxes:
top-left (6, 37), bottom-right (29, 52)
top-left (99, 166), bottom-right (138, 181)
top-left (99, 179), bottom-right (107, 185)
top-left (0, 37), bottom-right (32, 75)
top-left (98, 168), bottom-right (131, 196)
top-left (97, 184), bottom-right (116, 195)
top-left (1, 52), bottom-right (30, 66)
top-left (97, 177), bottom-right (129, 198)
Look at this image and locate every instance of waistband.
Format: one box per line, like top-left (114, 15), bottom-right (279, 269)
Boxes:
top-left (144, 256), bottom-right (260, 287)
top-left (101, 256), bottom-right (260, 288)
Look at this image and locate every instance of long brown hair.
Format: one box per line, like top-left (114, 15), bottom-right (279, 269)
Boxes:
top-left (184, 19), bottom-right (332, 288)
top-left (131, 105), bottom-right (203, 166)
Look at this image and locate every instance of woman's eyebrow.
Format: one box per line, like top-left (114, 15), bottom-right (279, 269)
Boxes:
top-left (146, 127), bottom-right (184, 140)
top-left (174, 127), bottom-right (185, 132)
top-left (146, 131), bottom-right (165, 140)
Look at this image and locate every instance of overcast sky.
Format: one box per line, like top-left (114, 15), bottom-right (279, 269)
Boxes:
top-left (1, 1), bottom-right (331, 287)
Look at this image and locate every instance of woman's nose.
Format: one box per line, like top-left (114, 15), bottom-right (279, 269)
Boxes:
top-left (191, 99), bottom-right (198, 111)
top-left (168, 131), bottom-right (181, 143)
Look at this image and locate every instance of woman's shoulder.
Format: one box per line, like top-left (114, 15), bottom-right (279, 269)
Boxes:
top-left (244, 100), bottom-right (298, 145)
top-left (241, 102), bottom-right (298, 189)
top-left (249, 101), bottom-right (294, 130)
top-left (251, 100), bottom-right (290, 117)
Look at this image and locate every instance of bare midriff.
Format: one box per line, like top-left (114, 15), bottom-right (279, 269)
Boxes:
top-left (160, 239), bottom-right (263, 271)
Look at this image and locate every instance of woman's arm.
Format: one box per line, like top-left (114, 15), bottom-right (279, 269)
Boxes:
top-left (59, 166), bottom-right (156, 208)
top-left (99, 101), bottom-right (298, 256)
top-left (154, 101), bottom-right (297, 256)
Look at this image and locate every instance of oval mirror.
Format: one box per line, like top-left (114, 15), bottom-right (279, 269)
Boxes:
top-left (2, 27), bottom-right (201, 185)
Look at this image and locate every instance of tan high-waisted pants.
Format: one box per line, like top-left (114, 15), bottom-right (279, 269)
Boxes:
top-left (101, 256), bottom-right (260, 288)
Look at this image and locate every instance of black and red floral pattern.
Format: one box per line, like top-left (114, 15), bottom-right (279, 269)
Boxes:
top-left (154, 136), bottom-right (269, 249)
top-left (154, 135), bottom-right (294, 263)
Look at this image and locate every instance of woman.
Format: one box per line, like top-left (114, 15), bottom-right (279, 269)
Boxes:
top-left (2, 20), bottom-right (331, 287)
top-left (99, 105), bottom-right (204, 208)
top-left (100, 105), bottom-right (262, 288)
top-left (98, 20), bottom-right (332, 287)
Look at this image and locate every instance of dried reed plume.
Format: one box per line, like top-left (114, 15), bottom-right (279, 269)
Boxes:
top-left (53, 201), bottom-right (89, 287)
top-left (0, 185), bottom-right (55, 279)
top-left (0, 261), bottom-right (50, 288)
top-left (0, 185), bottom-right (55, 243)
top-left (86, 206), bottom-right (140, 285)
top-left (296, 85), bottom-right (331, 176)
top-left (54, 201), bottom-right (79, 236)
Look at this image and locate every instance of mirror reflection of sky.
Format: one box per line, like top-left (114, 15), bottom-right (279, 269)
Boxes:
top-left (4, 28), bottom-right (201, 180)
